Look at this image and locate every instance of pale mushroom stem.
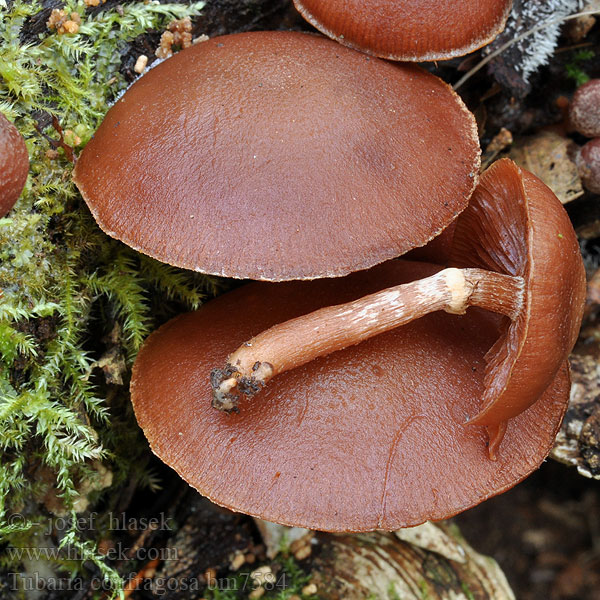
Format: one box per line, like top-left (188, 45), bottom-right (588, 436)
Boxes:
top-left (211, 267), bottom-right (524, 412)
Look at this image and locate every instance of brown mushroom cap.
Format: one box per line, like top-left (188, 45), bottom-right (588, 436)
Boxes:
top-left (73, 31), bottom-right (479, 281)
top-left (131, 259), bottom-right (569, 532)
top-left (293, 0), bottom-right (512, 62)
top-left (0, 113), bottom-right (29, 218)
top-left (451, 159), bottom-right (585, 437)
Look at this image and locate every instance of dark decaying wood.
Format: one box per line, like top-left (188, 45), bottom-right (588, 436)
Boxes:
top-left (552, 354), bottom-right (600, 478)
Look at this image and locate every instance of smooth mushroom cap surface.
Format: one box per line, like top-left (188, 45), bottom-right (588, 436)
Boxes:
top-left (293, 0), bottom-right (512, 61)
top-left (0, 113), bottom-right (29, 218)
top-left (451, 159), bottom-right (586, 430)
top-left (73, 31), bottom-right (479, 281)
top-left (131, 260), bottom-right (569, 532)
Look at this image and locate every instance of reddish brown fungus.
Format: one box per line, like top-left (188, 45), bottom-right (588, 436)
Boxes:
top-left (451, 159), bottom-right (586, 454)
top-left (131, 259), bottom-right (571, 531)
top-left (292, 0), bottom-right (513, 61)
top-left (130, 161), bottom-right (583, 530)
top-left (0, 113), bottom-right (29, 218)
top-left (73, 31), bottom-right (479, 281)
top-left (77, 31), bottom-right (584, 531)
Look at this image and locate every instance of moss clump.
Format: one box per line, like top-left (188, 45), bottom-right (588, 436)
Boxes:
top-left (564, 48), bottom-right (595, 87)
top-left (0, 1), bottom-right (208, 597)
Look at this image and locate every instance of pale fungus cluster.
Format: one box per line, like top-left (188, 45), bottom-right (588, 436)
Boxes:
top-left (73, 1), bottom-right (587, 532)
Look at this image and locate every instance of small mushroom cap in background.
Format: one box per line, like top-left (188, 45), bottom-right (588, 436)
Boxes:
top-left (293, 0), bottom-right (512, 61)
top-left (73, 31), bottom-right (479, 281)
top-left (131, 259), bottom-right (569, 532)
top-left (0, 113), bottom-right (29, 217)
top-left (575, 138), bottom-right (600, 194)
top-left (569, 78), bottom-right (600, 138)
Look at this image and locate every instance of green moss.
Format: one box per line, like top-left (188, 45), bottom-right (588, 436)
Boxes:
top-left (460, 581), bottom-right (476, 600)
top-left (0, 1), bottom-right (207, 597)
top-left (387, 582), bottom-right (401, 600)
top-left (418, 579), bottom-right (431, 600)
top-left (565, 48), bottom-right (595, 87)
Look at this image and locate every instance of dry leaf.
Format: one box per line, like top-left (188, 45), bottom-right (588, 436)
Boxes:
top-left (508, 131), bottom-right (583, 203)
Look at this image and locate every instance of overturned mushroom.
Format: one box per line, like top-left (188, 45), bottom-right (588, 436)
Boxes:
top-left (212, 160), bottom-right (586, 458)
top-left (0, 113), bottom-right (29, 217)
top-left (131, 257), bottom-right (572, 531)
top-left (73, 31), bottom-right (479, 281)
top-left (292, 0), bottom-right (512, 61)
